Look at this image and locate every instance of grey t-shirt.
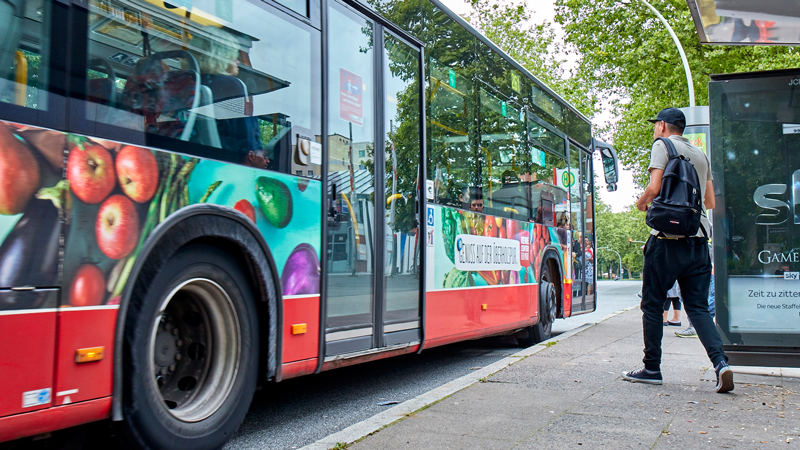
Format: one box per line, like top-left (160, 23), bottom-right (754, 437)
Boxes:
top-left (648, 135), bottom-right (712, 238)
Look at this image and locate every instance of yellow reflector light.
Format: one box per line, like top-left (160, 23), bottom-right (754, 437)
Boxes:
top-left (291, 324), bottom-right (307, 335)
top-left (481, 304), bottom-right (488, 311)
top-left (564, 278), bottom-right (573, 285)
top-left (75, 346), bottom-right (105, 363)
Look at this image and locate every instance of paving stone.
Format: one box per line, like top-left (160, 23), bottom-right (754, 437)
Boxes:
top-left (348, 308), bottom-right (798, 450)
top-left (350, 428), bottom-right (516, 450)
top-left (516, 431), bottom-right (655, 450)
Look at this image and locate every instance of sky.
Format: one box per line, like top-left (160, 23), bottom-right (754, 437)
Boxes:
top-left (438, 0), bottom-right (641, 212)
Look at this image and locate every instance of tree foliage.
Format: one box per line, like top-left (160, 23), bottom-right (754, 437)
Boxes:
top-left (554, 0), bottom-right (799, 186)
top-left (594, 198), bottom-right (651, 275)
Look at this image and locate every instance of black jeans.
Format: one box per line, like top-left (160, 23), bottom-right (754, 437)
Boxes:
top-left (641, 236), bottom-right (726, 371)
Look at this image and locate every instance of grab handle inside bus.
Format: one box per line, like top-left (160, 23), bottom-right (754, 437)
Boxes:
top-left (14, 50), bottom-right (26, 107)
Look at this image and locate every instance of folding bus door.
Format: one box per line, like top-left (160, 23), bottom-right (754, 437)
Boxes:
top-left (324, 1), bottom-right (423, 356)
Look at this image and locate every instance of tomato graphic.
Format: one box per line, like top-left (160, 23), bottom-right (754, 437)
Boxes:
top-left (234, 199), bottom-right (256, 223)
top-left (69, 264), bottom-right (106, 307)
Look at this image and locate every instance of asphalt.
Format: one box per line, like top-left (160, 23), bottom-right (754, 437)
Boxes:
top-left (337, 307), bottom-right (800, 449)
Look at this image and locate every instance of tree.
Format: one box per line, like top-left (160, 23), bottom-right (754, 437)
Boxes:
top-left (554, 0), bottom-right (798, 185)
top-left (595, 199), bottom-right (650, 276)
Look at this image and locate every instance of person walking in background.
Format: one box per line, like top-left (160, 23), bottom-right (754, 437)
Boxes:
top-left (663, 281), bottom-right (682, 326)
top-left (584, 237), bottom-right (594, 287)
top-left (622, 107), bottom-right (733, 393)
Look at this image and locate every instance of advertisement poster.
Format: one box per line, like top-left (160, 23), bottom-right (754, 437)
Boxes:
top-left (0, 120), bottom-right (322, 311)
top-left (426, 204), bottom-right (568, 291)
top-left (728, 277), bottom-right (800, 333)
top-left (684, 132), bottom-right (707, 153)
top-left (339, 68), bottom-right (363, 126)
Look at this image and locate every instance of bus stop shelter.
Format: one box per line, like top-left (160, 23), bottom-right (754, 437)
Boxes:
top-left (687, 0), bottom-right (800, 367)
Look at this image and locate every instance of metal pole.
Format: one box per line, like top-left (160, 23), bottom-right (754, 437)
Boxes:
top-left (389, 120), bottom-right (397, 278)
top-left (599, 246), bottom-right (623, 280)
top-left (638, 0), bottom-right (695, 107)
top-left (349, 122), bottom-right (357, 276)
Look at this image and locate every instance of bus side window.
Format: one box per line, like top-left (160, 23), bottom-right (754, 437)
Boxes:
top-left (82, 0), bottom-right (321, 175)
top-left (0, 0), bottom-right (58, 127)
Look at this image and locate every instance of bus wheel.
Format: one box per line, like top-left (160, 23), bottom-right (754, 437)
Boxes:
top-left (517, 264), bottom-right (557, 347)
top-left (121, 244), bottom-right (259, 450)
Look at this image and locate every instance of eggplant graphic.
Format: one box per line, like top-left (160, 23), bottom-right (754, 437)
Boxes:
top-left (0, 198), bottom-right (61, 310)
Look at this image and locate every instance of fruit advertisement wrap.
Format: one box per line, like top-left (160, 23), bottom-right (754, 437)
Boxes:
top-left (426, 204), bottom-right (568, 291)
top-left (0, 120), bottom-right (322, 311)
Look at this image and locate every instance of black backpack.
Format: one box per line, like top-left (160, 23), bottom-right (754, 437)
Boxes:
top-left (645, 137), bottom-right (706, 237)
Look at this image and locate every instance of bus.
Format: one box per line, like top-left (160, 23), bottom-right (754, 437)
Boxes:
top-left (0, 0), bottom-right (619, 447)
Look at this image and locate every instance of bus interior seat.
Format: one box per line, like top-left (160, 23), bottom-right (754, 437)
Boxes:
top-left (265, 124), bottom-right (292, 173)
top-left (0, 0), bottom-right (24, 94)
top-left (87, 58), bottom-right (117, 106)
top-left (206, 74), bottom-right (251, 121)
top-left (193, 84), bottom-right (221, 148)
top-left (116, 50), bottom-right (201, 142)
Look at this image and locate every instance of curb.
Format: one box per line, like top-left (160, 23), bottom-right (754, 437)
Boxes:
top-left (300, 306), bottom-right (636, 450)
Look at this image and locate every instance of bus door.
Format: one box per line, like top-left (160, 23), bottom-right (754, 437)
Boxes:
top-left (324, 1), bottom-right (423, 356)
top-left (581, 150), bottom-right (596, 310)
top-left (567, 143), bottom-right (597, 314)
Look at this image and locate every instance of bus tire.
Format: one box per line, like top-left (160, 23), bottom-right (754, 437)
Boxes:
top-left (120, 244), bottom-right (259, 450)
top-left (517, 263), bottom-right (557, 346)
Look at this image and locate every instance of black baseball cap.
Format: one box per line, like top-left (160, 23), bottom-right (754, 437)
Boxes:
top-left (647, 107), bottom-right (686, 128)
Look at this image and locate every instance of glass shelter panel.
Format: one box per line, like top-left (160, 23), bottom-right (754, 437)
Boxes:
top-left (710, 71), bottom-right (800, 352)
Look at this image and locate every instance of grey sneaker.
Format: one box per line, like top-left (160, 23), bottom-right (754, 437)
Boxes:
top-left (622, 367), bottom-right (662, 385)
top-left (675, 327), bottom-right (697, 338)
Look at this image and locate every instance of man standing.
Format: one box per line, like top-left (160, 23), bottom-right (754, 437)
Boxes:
top-left (623, 107), bottom-right (733, 393)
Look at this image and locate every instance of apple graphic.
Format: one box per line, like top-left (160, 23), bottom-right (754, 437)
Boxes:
top-left (96, 194), bottom-right (139, 259)
top-left (69, 264), bottom-right (105, 307)
top-left (67, 144), bottom-right (116, 204)
top-left (116, 145), bottom-right (159, 203)
top-left (234, 199), bottom-right (256, 223)
top-left (0, 124), bottom-right (40, 215)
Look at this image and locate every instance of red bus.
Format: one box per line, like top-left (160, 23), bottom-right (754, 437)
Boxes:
top-left (0, 0), bottom-right (619, 447)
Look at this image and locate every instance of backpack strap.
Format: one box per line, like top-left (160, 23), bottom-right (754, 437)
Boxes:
top-left (700, 222), bottom-right (709, 239)
top-left (655, 137), bottom-right (679, 160)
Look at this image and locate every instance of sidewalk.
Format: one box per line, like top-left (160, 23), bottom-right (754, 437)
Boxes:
top-left (350, 308), bottom-right (800, 449)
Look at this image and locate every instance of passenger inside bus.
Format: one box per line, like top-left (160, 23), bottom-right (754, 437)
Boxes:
top-left (463, 186), bottom-right (483, 212)
top-left (190, 27), bottom-right (266, 168)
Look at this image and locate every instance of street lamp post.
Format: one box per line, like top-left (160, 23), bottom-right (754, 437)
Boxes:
top-left (598, 246), bottom-right (623, 280)
top-left (638, 0), bottom-right (695, 107)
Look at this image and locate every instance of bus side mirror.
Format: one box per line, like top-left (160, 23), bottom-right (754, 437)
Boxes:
top-left (593, 139), bottom-right (619, 193)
